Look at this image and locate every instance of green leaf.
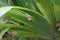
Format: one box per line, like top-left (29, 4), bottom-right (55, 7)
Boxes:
top-left (0, 0), bottom-right (9, 6)
top-left (34, 0), bottom-right (56, 25)
top-left (9, 0), bottom-right (41, 13)
top-left (0, 6), bottom-right (56, 39)
top-left (53, 0), bottom-right (60, 40)
top-left (0, 27), bottom-right (11, 39)
top-left (2, 6), bottom-right (55, 39)
top-left (54, 0), bottom-right (60, 22)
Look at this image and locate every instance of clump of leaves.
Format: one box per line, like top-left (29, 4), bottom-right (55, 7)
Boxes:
top-left (0, 0), bottom-right (60, 40)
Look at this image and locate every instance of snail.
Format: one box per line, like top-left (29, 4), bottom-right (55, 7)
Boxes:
top-left (25, 13), bottom-right (32, 21)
